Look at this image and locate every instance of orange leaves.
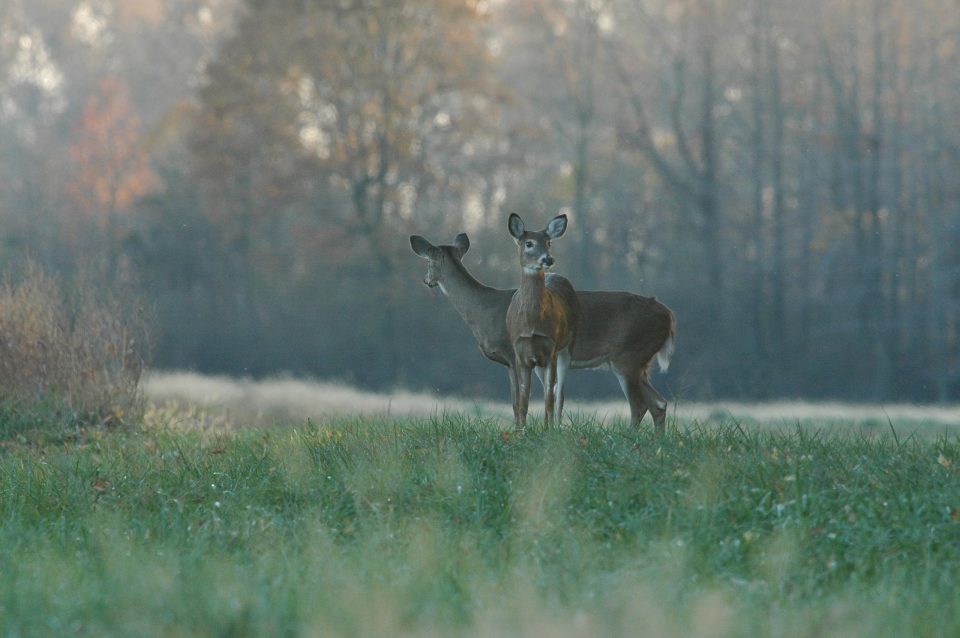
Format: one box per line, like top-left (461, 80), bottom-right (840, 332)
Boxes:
top-left (66, 75), bottom-right (157, 226)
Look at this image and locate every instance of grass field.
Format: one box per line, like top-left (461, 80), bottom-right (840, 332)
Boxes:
top-left (1, 393), bottom-right (958, 637)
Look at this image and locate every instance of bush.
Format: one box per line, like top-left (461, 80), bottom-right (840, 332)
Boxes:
top-left (0, 261), bottom-right (150, 430)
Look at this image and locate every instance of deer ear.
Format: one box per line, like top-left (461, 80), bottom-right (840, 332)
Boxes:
top-left (453, 233), bottom-right (470, 256)
top-left (546, 214), bottom-right (568, 239)
top-left (410, 235), bottom-right (437, 259)
top-left (508, 213), bottom-right (525, 241)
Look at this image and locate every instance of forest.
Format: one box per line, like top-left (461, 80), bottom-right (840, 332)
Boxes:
top-left (1, 0), bottom-right (959, 402)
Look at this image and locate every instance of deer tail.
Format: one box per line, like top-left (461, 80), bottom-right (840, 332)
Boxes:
top-left (656, 311), bottom-right (676, 374)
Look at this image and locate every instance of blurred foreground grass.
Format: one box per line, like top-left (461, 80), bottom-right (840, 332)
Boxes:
top-left (0, 411), bottom-right (958, 637)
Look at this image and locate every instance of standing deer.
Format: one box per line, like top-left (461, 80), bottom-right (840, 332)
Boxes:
top-left (505, 213), bottom-right (579, 430)
top-left (409, 233), bottom-right (674, 434)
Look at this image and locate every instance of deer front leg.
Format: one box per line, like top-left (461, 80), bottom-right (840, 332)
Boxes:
top-left (517, 364), bottom-right (533, 432)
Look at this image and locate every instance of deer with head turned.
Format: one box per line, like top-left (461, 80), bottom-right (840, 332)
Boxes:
top-left (505, 213), bottom-right (580, 431)
top-left (409, 232), bottom-right (674, 434)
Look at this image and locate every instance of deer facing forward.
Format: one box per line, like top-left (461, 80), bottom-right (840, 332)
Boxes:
top-left (506, 213), bottom-right (580, 431)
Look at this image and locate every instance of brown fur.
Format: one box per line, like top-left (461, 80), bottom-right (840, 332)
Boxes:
top-left (505, 215), bottom-right (580, 430)
top-left (410, 234), bottom-right (675, 434)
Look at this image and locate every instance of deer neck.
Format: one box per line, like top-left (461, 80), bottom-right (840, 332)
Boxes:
top-left (515, 269), bottom-right (548, 318)
top-left (439, 257), bottom-right (504, 331)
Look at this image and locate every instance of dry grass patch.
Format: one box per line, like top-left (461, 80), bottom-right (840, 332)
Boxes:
top-left (0, 261), bottom-right (149, 430)
top-left (144, 371), bottom-right (503, 427)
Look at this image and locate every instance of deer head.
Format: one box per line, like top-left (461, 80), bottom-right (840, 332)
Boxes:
top-left (507, 213), bottom-right (568, 273)
top-left (409, 233), bottom-right (470, 288)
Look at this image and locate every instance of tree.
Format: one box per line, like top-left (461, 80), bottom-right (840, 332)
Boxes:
top-left (612, 0), bottom-right (729, 310)
top-left (63, 75), bottom-right (156, 271)
top-left (192, 0), bottom-right (503, 383)
top-left (500, 0), bottom-right (611, 285)
top-left (67, 76), bottom-right (156, 226)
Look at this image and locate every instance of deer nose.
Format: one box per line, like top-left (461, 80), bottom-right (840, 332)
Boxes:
top-left (541, 255), bottom-right (554, 268)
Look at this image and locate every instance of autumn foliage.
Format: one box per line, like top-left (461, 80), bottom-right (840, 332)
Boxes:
top-left (67, 75), bottom-right (156, 226)
top-left (5, 0), bottom-right (960, 400)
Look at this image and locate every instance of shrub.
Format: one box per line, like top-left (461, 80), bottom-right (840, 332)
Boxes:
top-left (0, 261), bottom-right (150, 430)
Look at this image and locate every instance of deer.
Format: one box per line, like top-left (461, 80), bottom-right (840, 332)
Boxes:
top-left (505, 213), bottom-right (580, 431)
top-left (409, 231), bottom-right (675, 434)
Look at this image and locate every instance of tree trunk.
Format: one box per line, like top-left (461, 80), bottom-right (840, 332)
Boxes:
top-left (867, 0), bottom-right (889, 400)
top-left (574, 118), bottom-right (593, 285)
top-left (749, 0), bottom-right (768, 365)
top-left (700, 34), bottom-right (723, 306)
top-left (768, 31), bottom-right (787, 350)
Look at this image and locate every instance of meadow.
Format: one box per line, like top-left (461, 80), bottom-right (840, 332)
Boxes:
top-left (0, 378), bottom-right (958, 637)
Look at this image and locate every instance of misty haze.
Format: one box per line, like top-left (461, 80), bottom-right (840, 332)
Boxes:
top-left (1, 1), bottom-right (959, 636)
top-left (2, 0), bottom-right (957, 406)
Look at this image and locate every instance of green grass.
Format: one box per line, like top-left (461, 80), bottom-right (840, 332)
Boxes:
top-left (0, 413), bottom-right (957, 637)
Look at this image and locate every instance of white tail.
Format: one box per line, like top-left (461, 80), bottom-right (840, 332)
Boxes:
top-left (657, 328), bottom-right (675, 373)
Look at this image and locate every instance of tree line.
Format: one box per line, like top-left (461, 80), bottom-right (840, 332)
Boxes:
top-left (0, 0), bottom-right (958, 401)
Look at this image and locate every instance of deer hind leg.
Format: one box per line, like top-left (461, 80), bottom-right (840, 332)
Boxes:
top-left (555, 347), bottom-right (571, 425)
top-left (614, 369), bottom-right (648, 427)
top-left (637, 374), bottom-right (668, 436)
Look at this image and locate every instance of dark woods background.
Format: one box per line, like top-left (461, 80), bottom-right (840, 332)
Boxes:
top-left (2, 0), bottom-right (959, 401)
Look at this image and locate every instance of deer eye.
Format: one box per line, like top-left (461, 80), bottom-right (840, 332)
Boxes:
top-left (525, 241), bottom-right (534, 249)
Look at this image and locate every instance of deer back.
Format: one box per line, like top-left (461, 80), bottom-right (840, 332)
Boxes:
top-left (571, 290), bottom-right (673, 370)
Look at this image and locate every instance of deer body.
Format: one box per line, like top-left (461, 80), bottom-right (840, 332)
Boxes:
top-left (410, 233), bottom-right (674, 433)
top-left (507, 267), bottom-right (580, 427)
top-left (505, 214), bottom-right (579, 430)
top-left (573, 291), bottom-right (673, 432)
